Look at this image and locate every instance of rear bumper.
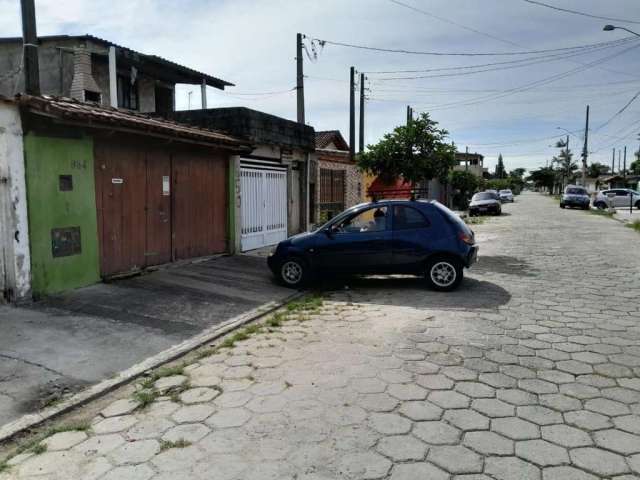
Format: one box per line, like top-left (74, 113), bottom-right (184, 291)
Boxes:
top-left (466, 246), bottom-right (479, 268)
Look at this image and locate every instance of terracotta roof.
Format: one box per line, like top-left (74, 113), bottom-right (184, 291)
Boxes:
top-left (13, 95), bottom-right (251, 149)
top-left (316, 130), bottom-right (349, 151)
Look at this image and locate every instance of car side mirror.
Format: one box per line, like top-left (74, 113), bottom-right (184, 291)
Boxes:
top-left (324, 226), bottom-right (335, 237)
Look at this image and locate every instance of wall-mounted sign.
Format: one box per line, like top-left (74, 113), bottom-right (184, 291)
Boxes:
top-left (112, 178), bottom-right (124, 184)
top-left (162, 176), bottom-right (170, 196)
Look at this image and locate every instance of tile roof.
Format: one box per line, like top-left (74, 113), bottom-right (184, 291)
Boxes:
top-left (13, 95), bottom-right (250, 149)
top-left (315, 130), bottom-right (349, 151)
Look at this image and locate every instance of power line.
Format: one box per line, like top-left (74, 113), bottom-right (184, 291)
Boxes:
top-left (522, 0), bottom-right (640, 25)
top-left (593, 89), bottom-right (640, 132)
top-left (309, 35), bottom-right (636, 57)
top-left (388, 0), bottom-right (521, 48)
top-left (223, 87), bottom-right (295, 96)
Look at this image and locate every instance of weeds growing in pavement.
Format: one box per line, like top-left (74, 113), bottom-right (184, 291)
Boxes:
top-left (589, 209), bottom-right (614, 218)
top-left (132, 389), bottom-right (160, 409)
top-left (159, 439), bottom-right (192, 451)
top-left (626, 219), bottom-right (640, 232)
top-left (140, 364), bottom-right (186, 390)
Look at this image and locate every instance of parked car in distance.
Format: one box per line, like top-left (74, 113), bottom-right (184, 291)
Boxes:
top-left (468, 192), bottom-right (502, 216)
top-left (560, 185), bottom-right (590, 210)
top-left (499, 189), bottom-right (514, 202)
top-left (485, 189), bottom-right (500, 200)
top-left (267, 200), bottom-right (478, 292)
top-left (593, 188), bottom-right (640, 209)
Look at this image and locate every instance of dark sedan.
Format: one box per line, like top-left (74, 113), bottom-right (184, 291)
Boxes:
top-left (267, 200), bottom-right (478, 292)
top-left (468, 192), bottom-right (502, 216)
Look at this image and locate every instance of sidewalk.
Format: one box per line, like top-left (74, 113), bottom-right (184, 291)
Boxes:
top-left (0, 255), bottom-right (293, 430)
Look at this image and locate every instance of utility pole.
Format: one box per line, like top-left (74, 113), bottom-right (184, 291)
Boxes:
top-left (612, 148), bottom-right (616, 174)
top-left (406, 105), bottom-right (412, 125)
top-left (349, 66), bottom-right (355, 161)
top-left (296, 33), bottom-right (305, 124)
top-left (623, 145), bottom-right (627, 178)
top-left (359, 73), bottom-right (365, 154)
top-left (20, 0), bottom-right (40, 95)
top-left (465, 146), bottom-right (469, 171)
top-left (618, 149), bottom-right (622, 173)
top-left (581, 105), bottom-right (589, 187)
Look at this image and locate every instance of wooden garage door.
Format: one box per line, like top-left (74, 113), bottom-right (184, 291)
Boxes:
top-left (172, 149), bottom-right (227, 260)
top-left (95, 138), bottom-right (227, 277)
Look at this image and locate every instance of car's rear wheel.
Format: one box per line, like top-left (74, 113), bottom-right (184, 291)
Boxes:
top-left (595, 201), bottom-right (606, 210)
top-left (635, 200), bottom-right (640, 209)
top-left (560, 203), bottom-right (565, 209)
top-left (278, 257), bottom-right (309, 288)
top-left (425, 256), bottom-right (463, 292)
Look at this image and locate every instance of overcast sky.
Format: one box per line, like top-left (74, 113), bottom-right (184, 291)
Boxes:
top-left (2, 0), bottom-right (640, 172)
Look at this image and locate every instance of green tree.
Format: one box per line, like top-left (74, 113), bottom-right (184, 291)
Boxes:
top-left (495, 154), bottom-right (505, 179)
top-left (358, 112), bottom-right (456, 185)
top-left (631, 158), bottom-right (640, 175)
top-left (587, 162), bottom-right (610, 178)
top-left (507, 168), bottom-right (526, 194)
top-left (553, 146), bottom-right (577, 189)
top-left (448, 170), bottom-right (478, 209)
top-left (527, 166), bottom-right (556, 192)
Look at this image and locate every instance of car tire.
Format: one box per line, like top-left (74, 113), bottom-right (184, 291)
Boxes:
top-left (425, 255), bottom-right (464, 292)
top-left (635, 200), bottom-right (640, 209)
top-left (594, 201), bottom-right (606, 210)
top-left (560, 204), bottom-right (565, 209)
top-left (278, 257), bottom-right (310, 289)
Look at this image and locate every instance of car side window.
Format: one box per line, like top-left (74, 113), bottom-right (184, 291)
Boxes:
top-left (615, 190), bottom-right (628, 196)
top-left (335, 206), bottom-right (389, 233)
top-left (393, 205), bottom-right (430, 230)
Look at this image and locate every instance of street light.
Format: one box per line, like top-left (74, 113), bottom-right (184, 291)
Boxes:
top-left (603, 24), bottom-right (640, 37)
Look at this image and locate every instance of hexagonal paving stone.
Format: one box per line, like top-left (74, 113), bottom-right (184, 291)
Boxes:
top-left (518, 379), bottom-right (558, 394)
top-left (42, 431), bottom-right (88, 451)
top-left (179, 387), bottom-right (220, 404)
top-left (497, 389), bottom-right (537, 406)
top-left (515, 439), bottom-right (569, 466)
top-left (570, 447), bottom-right (630, 477)
top-left (171, 404), bottom-right (215, 423)
top-left (125, 418), bottom-right (174, 441)
top-left (478, 373), bottom-right (517, 388)
top-left (338, 451), bottom-right (392, 479)
top-left (428, 445), bottom-right (483, 474)
top-left (517, 405), bottom-right (563, 425)
top-left (357, 393), bottom-right (399, 412)
top-left (428, 390), bottom-right (470, 409)
top-left (390, 462), bottom-right (449, 480)
top-left (413, 420), bottom-right (461, 445)
top-left (491, 417), bottom-right (540, 440)
top-left (205, 407), bottom-right (252, 429)
top-left (443, 408), bottom-right (490, 431)
top-left (416, 374), bottom-right (454, 390)
top-left (472, 398), bottom-right (514, 418)
top-left (559, 383), bottom-right (599, 400)
top-left (613, 414), bottom-right (640, 435)
top-left (398, 400), bottom-right (443, 421)
top-left (162, 423), bottom-right (210, 443)
top-left (484, 456), bottom-right (541, 480)
top-left (542, 466), bottom-right (598, 480)
top-left (351, 377), bottom-right (387, 394)
top-left (101, 464), bottom-right (154, 480)
top-left (564, 410), bottom-right (613, 431)
top-left (376, 435), bottom-right (428, 461)
top-left (100, 398), bottom-right (139, 418)
top-left (557, 360), bottom-right (593, 376)
top-left (585, 398), bottom-right (630, 416)
top-left (387, 383), bottom-right (428, 401)
top-left (593, 428), bottom-right (640, 454)
top-left (108, 439), bottom-right (160, 465)
top-left (325, 405), bottom-right (367, 426)
top-left (443, 366), bottom-right (479, 381)
top-left (151, 445), bottom-right (205, 472)
top-left (594, 363), bottom-right (634, 378)
top-left (541, 424), bottom-right (592, 447)
top-left (93, 415), bottom-right (138, 434)
top-left (73, 433), bottom-right (126, 456)
top-left (214, 390), bottom-right (252, 408)
top-left (369, 413), bottom-right (412, 435)
top-left (629, 453), bottom-right (640, 475)
top-left (464, 431), bottom-right (514, 455)
top-left (455, 381), bottom-right (495, 398)
top-left (539, 393), bottom-right (582, 412)
top-left (154, 375), bottom-right (187, 392)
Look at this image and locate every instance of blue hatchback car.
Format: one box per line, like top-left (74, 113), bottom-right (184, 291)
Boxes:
top-left (267, 199), bottom-right (478, 291)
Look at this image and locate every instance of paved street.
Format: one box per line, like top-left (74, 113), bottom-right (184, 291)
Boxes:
top-left (2, 192), bottom-right (640, 480)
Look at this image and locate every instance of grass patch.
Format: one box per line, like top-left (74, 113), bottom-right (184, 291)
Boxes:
top-left (626, 219), bottom-right (640, 232)
top-left (465, 216), bottom-right (487, 225)
top-left (140, 364), bottom-right (185, 390)
top-left (159, 438), bottom-right (192, 451)
top-left (30, 443), bottom-right (47, 455)
top-left (0, 460), bottom-right (9, 473)
top-left (132, 389), bottom-right (159, 409)
top-left (589, 209), bottom-right (614, 218)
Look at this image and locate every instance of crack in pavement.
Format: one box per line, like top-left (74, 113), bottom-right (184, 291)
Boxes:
top-left (0, 353), bottom-right (68, 378)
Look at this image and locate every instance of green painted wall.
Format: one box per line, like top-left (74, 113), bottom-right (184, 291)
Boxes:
top-left (24, 134), bottom-right (100, 296)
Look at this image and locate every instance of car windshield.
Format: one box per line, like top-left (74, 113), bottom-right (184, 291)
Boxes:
top-left (566, 188), bottom-right (587, 195)
top-left (499, 190), bottom-right (511, 194)
top-left (472, 193), bottom-right (494, 201)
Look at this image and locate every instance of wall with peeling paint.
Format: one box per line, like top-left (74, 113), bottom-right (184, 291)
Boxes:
top-left (0, 101), bottom-right (32, 301)
top-left (23, 134), bottom-right (100, 296)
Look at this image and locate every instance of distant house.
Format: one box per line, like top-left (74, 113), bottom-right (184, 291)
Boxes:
top-left (0, 34), bottom-right (231, 115)
top-left (310, 130), bottom-right (362, 223)
top-left (453, 152), bottom-right (487, 178)
top-left (599, 175), bottom-right (640, 190)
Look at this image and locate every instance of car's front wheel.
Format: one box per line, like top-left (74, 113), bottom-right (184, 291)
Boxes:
top-left (594, 201), bottom-right (606, 210)
top-left (278, 257), bottom-right (310, 288)
top-left (425, 256), bottom-right (463, 292)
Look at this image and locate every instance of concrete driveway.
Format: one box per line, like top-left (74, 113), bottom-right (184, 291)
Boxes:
top-left (0, 254), bottom-right (293, 428)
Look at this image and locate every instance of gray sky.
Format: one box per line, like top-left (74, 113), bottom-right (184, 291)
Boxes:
top-left (2, 0), bottom-right (640, 172)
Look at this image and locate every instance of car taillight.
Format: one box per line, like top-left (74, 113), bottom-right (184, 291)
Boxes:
top-left (459, 231), bottom-right (475, 245)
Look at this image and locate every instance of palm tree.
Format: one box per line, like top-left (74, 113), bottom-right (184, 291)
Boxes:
top-left (552, 144), bottom-right (578, 191)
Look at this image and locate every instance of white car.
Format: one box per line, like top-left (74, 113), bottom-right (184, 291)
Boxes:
top-left (499, 189), bottom-right (514, 202)
top-left (594, 189), bottom-right (640, 209)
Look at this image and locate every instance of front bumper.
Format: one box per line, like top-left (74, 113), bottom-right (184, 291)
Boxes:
top-left (562, 199), bottom-right (589, 207)
top-left (267, 254), bottom-right (279, 274)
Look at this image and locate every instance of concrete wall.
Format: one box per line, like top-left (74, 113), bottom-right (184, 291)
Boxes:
top-left (0, 102), bottom-right (31, 301)
top-left (24, 133), bottom-right (100, 296)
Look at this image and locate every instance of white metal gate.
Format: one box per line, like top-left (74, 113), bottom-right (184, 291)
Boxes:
top-left (240, 166), bottom-right (287, 251)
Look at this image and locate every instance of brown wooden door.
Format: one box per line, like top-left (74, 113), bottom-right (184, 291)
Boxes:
top-left (172, 149), bottom-right (227, 260)
top-left (145, 149), bottom-right (172, 266)
top-left (95, 139), bottom-right (147, 277)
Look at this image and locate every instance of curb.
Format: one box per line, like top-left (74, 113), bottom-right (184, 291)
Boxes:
top-left (0, 291), bottom-right (304, 444)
